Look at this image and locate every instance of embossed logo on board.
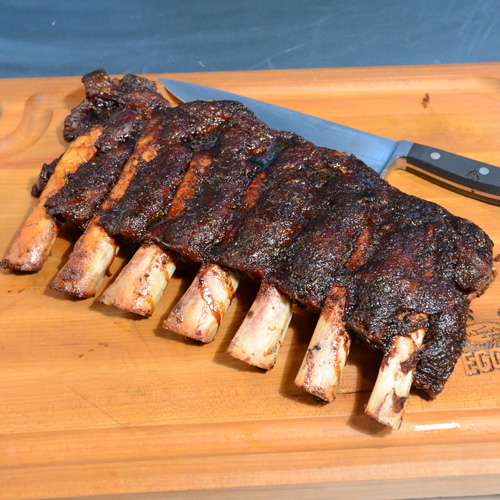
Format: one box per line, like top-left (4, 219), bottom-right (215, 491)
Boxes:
top-left (462, 321), bottom-right (500, 376)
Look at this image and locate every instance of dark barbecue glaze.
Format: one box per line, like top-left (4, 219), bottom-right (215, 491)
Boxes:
top-left (44, 108), bottom-right (143, 228)
top-left (216, 153), bottom-right (494, 395)
top-left (63, 69), bottom-right (162, 142)
top-left (99, 143), bottom-right (193, 244)
top-left (31, 154), bottom-right (62, 197)
top-left (34, 71), bottom-right (496, 398)
top-left (146, 107), bottom-right (294, 262)
top-left (35, 69), bottom-right (169, 227)
top-left (99, 100), bottom-right (282, 246)
top-left (213, 143), bottom-right (368, 281)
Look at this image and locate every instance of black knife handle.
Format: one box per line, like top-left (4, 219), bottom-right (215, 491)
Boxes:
top-left (404, 143), bottom-right (500, 205)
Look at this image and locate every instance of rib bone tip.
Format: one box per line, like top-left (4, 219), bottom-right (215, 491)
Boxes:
top-left (163, 264), bottom-right (239, 343)
top-left (294, 288), bottom-right (350, 403)
top-left (227, 283), bottom-right (293, 370)
top-left (364, 321), bottom-right (426, 429)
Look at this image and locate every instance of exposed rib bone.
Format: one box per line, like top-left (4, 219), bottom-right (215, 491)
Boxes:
top-left (1, 127), bottom-right (103, 272)
top-left (50, 223), bottom-right (118, 297)
top-left (99, 243), bottom-right (176, 316)
top-left (50, 130), bottom-right (159, 297)
top-left (294, 229), bottom-right (370, 401)
top-left (227, 283), bottom-right (292, 370)
top-left (365, 314), bottom-right (427, 429)
top-left (294, 287), bottom-right (350, 402)
top-left (164, 264), bottom-right (239, 343)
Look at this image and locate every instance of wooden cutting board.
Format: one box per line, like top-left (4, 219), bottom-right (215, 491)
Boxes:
top-left (1, 64), bottom-right (499, 500)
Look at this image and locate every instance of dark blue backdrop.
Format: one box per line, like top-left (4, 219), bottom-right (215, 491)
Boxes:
top-left (1, 0), bottom-right (499, 78)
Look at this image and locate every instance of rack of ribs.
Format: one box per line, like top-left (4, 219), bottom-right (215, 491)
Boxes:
top-left (2, 70), bottom-right (496, 429)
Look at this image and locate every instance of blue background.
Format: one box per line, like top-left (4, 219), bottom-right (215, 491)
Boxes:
top-left (1, 0), bottom-right (499, 78)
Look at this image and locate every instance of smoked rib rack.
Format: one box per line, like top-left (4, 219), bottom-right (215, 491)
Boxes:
top-left (0, 65), bottom-right (499, 499)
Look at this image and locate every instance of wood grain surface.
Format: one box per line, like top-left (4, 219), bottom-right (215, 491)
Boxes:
top-left (1, 64), bottom-right (500, 500)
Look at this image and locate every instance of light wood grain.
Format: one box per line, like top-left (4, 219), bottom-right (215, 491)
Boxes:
top-left (0, 64), bottom-right (499, 499)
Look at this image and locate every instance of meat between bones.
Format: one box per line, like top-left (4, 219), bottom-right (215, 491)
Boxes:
top-left (2, 70), bottom-right (496, 429)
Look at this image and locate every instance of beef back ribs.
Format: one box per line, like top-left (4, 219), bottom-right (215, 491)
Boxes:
top-left (3, 70), bottom-right (496, 428)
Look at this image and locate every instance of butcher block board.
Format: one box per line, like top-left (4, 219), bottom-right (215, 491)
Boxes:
top-left (1, 64), bottom-right (500, 500)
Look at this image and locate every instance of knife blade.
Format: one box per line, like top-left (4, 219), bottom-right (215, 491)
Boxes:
top-left (159, 78), bottom-right (500, 205)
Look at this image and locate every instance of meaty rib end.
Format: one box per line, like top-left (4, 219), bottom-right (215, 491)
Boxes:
top-left (1, 128), bottom-right (103, 272)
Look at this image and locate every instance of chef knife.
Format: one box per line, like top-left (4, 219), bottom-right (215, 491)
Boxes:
top-left (160, 78), bottom-right (500, 205)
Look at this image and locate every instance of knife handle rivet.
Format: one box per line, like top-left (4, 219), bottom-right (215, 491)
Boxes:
top-left (479, 167), bottom-right (490, 175)
top-left (430, 152), bottom-right (441, 160)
